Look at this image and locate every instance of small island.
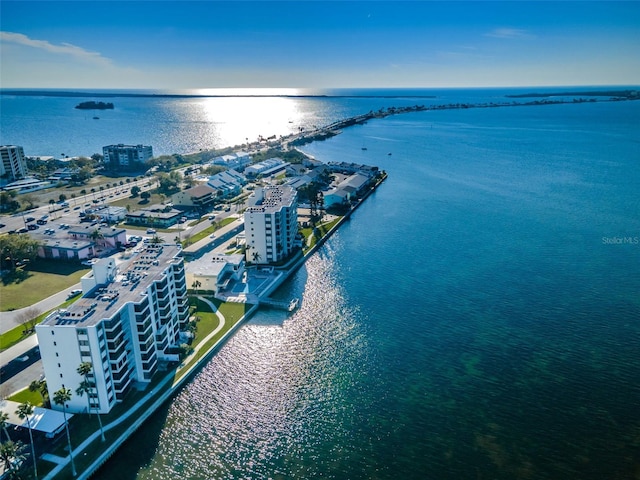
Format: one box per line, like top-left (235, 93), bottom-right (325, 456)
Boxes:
top-left (75, 101), bottom-right (114, 110)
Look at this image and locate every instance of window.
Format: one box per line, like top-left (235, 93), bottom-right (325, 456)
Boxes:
top-left (57, 363), bottom-right (61, 368)
top-left (53, 341), bottom-right (57, 346)
top-left (59, 374), bottom-right (63, 378)
top-left (55, 352), bottom-right (59, 357)
top-left (51, 331), bottom-right (55, 335)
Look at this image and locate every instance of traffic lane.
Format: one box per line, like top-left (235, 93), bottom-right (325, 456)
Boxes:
top-left (0, 345), bottom-right (41, 382)
top-left (0, 359), bottom-right (44, 399)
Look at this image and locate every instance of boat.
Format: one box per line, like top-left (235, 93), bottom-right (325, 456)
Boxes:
top-left (93, 116), bottom-right (100, 120)
top-left (361, 147), bottom-right (367, 151)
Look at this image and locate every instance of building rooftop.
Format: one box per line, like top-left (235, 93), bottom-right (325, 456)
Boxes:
top-left (41, 244), bottom-right (183, 328)
top-left (186, 253), bottom-right (244, 277)
top-left (246, 185), bottom-right (296, 214)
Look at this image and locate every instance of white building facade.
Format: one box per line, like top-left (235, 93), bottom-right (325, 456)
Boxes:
top-left (102, 144), bottom-right (153, 169)
top-left (0, 145), bottom-right (28, 181)
top-left (36, 245), bottom-right (189, 414)
top-left (244, 186), bottom-right (298, 265)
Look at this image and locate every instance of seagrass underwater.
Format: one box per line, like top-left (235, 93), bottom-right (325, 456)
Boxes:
top-left (3, 89), bottom-right (640, 479)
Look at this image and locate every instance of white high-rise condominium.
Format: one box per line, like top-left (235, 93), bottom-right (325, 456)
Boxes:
top-left (36, 244), bottom-right (189, 414)
top-left (0, 145), bottom-right (28, 181)
top-left (244, 185), bottom-right (298, 265)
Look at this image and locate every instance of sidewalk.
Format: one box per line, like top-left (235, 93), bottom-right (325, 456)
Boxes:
top-left (0, 283), bottom-right (80, 334)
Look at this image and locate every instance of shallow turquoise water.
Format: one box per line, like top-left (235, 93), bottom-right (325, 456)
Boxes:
top-left (91, 99), bottom-right (640, 479)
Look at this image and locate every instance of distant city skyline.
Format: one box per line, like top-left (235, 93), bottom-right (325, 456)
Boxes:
top-left (1, 1), bottom-right (639, 89)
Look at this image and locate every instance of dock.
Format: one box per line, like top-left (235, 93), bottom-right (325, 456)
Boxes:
top-left (259, 297), bottom-right (299, 312)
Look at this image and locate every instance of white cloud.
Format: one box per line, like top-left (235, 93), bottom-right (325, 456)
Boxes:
top-left (484, 28), bottom-right (533, 39)
top-left (0, 31), bottom-right (113, 67)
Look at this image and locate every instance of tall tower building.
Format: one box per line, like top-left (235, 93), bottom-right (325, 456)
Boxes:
top-left (36, 245), bottom-right (189, 414)
top-left (244, 185), bottom-right (298, 265)
top-left (0, 145), bottom-right (28, 181)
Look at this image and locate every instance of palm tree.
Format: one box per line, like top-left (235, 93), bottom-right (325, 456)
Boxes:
top-left (16, 402), bottom-right (38, 480)
top-left (0, 440), bottom-right (26, 478)
top-left (29, 379), bottom-right (49, 408)
top-left (0, 411), bottom-right (12, 441)
top-left (191, 280), bottom-right (201, 295)
top-left (53, 388), bottom-right (77, 477)
top-left (75, 362), bottom-right (105, 442)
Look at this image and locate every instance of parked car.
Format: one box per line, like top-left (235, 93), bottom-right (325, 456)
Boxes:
top-left (146, 228), bottom-right (156, 234)
top-left (25, 217), bottom-right (35, 222)
top-left (27, 224), bottom-right (38, 230)
top-left (67, 289), bottom-right (82, 298)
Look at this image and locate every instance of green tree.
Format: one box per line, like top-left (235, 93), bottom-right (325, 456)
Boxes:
top-left (150, 235), bottom-right (163, 244)
top-left (89, 228), bottom-right (104, 243)
top-left (130, 185), bottom-right (141, 197)
top-left (58, 193), bottom-right (67, 203)
top-left (29, 379), bottom-right (49, 408)
top-left (0, 440), bottom-right (26, 479)
top-left (0, 191), bottom-right (19, 212)
top-left (20, 194), bottom-right (36, 210)
top-left (16, 402), bottom-right (38, 480)
top-left (0, 411), bottom-right (12, 442)
top-left (0, 234), bottom-right (40, 271)
top-left (140, 191), bottom-right (151, 202)
top-left (76, 362), bottom-right (105, 442)
top-left (53, 388), bottom-right (76, 477)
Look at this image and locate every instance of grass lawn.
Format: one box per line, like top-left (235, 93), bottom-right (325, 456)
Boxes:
top-left (184, 217), bottom-right (236, 245)
top-left (7, 386), bottom-right (45, 406)
top-left (0, 260), bottom-right (89, 311)
top-left (0, 297), bottom-right (80, 352)
top-left (23, 295), bottom-right (253, 479)
top-left (109, 192), bottom-right (166, 210)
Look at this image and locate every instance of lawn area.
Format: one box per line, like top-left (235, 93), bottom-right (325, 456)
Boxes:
top-left (109, 192), bottom-right (166, 210)
top-left (0, 297), bottom-right (81, 352)
top-left (7, 386), bottom-right (44, 406)
top-left (21, 295), bottom-right (253, 480)
top-left (0, 260), bottom-right (89, 311)
top-left (184, 217), bottom-right (236, 245)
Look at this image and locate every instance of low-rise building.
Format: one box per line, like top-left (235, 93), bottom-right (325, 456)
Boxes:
top-left (207, 170), bottom-right (247, 198)
top-left (36, 245), bottom-right (189, 414)
top-left (126, 204), bottom-right (183, 228)
top-left (103, 144), bottom-right (153, 170)
top-left (244, 158), bottom-right (288, 178)
top-left (172, 184), bottom-right (217, 210)
top-left (185, 253), bottom-right (245, 296)
top-left (323, 173), bottom-right (371, 208)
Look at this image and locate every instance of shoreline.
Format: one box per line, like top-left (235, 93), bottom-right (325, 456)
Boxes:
top-left (42, 150), bottom-right (387, 480)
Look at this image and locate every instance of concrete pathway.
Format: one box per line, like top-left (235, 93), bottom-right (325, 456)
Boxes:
top-left (0, 283), bottom-right (81, 334)
top-left (42, 296), bottom-right (229, 480)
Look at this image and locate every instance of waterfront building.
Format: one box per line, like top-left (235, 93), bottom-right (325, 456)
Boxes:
top-left (0, 145), bottom-right (28, 181)
top-left (36, 245), bottom-right (190, 414)
top-left (323, 173), bottom-right (371, 208)
top-left (244, 185), bottom-right (298, 265)
top-left (102, 144), bottom-right (153, 170)
top-left (185, 253), bottom-right (245, 297)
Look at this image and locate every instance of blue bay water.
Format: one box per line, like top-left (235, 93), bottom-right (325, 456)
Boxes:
top-left (2, 90), bottom-right (639, 478)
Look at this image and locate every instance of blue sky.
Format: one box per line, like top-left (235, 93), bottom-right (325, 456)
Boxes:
top-left (1, 1), bottom-right (639, 89)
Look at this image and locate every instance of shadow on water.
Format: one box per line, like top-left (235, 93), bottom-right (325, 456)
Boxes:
top-left (91, 398), bottom-right (173, 480)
